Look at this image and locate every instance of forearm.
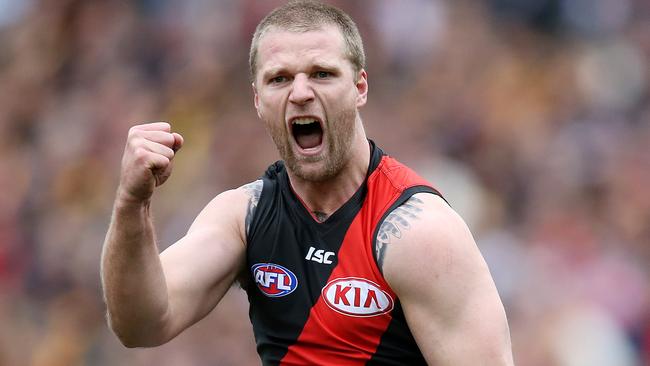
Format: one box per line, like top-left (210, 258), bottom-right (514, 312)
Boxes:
top-left (100, 197), bottom-right (171, 347)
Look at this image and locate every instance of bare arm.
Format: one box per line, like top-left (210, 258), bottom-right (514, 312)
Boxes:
top-left (156, 180), bottom-right (263, 341)
top-left (100, 122), bottom-right (250, 347)
top-left (378, 193), bottom-right (514, 365)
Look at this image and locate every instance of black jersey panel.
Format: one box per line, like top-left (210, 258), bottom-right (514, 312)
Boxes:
top-left (245, 162), bottom-right (353, 364)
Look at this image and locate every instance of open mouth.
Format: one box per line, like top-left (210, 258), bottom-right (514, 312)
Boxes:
top-left (291, 117), bottom-right (323, 150)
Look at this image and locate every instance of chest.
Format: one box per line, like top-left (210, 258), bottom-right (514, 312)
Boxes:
top-left (245, 197), bottom-right (396, 331)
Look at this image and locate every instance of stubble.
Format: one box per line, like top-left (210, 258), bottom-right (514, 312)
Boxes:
top-left (265, 106), bottom-right (357, 182)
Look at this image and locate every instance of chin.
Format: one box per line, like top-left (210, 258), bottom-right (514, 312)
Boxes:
top-left (287, 156), bottom-right (341, 183)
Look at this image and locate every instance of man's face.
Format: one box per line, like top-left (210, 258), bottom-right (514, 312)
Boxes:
top-left (253, 25), bottom-right (368, 182)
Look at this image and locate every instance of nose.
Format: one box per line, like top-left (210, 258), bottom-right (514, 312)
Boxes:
top-left (288, 74), bottom-right (314, 105)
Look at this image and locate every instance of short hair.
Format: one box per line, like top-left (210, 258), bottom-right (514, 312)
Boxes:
top-left (249, 0), bottom-right (365, 81)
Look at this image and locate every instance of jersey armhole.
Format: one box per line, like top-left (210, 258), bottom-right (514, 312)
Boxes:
top-left (371, 186), bottom-right (446, 275)
top-left (242, 179), bottom-right (265, 243)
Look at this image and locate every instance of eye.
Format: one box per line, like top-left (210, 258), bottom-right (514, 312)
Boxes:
top-left (313, 71), bottom-right (331, 79)
top-left (269, 75), bottom-right (288, 84)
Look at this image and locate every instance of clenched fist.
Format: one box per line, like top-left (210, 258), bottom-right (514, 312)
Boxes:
top-left (117, 122), bottom-right (183, 204)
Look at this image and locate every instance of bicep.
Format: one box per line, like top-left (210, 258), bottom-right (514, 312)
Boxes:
top-left (159, 189), bottom-right (248, 338)
top-left (382, 193), bottom-right (513, 365)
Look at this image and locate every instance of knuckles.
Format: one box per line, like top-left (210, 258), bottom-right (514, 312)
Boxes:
top-left (127, 126), bottom-right (147, 139)
top-left (132, 147), bottom-right (150, 163)
top-left (119, 125), bottom-right (176, 197)
top-left (122, 125), bottom-right (175, 171)
top-left (127, 128), bottom-right (175, 149)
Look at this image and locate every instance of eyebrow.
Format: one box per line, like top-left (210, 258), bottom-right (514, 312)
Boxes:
top-left (262, 67), bottom-right (287, 80)
top-left (311, 62), bottom-right (339, 71)
top-left (261, 62), bottom-right (341, 80)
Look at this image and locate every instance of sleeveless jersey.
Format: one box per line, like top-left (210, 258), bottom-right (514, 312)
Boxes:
top-left (244, 142), bottom-right (442, 365)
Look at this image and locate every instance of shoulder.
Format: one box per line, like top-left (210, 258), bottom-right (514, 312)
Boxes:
top-left (379, 191), bottom-right (472, 253)
top-left (407, 192), bottom-right (469, 243)
top-left (379, 192), bottom-right (489, 296)
top-left (375, 192), bottom-right (447, 269)
top-left (240, 179), bottom-right (263, 202)
top-left (188, 180), bottom-right (263, 243)
top-left (378, 193), bottom-right (513, 364)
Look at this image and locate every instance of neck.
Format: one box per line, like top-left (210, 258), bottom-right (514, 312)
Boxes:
top-left (287, 123), bottom-right (370, 219)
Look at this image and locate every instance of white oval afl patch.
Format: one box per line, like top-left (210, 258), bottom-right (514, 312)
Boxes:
top-left (322, 277), bottom-right (394, 317)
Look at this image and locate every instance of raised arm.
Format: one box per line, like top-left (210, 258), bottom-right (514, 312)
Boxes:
top-left (100, 122), bottom-right (250, 347)
top-left (378, 193), bottom-right (514, 365)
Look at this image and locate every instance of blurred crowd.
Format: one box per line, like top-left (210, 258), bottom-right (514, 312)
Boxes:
top-left (0, 0), bottom-right (648, 365)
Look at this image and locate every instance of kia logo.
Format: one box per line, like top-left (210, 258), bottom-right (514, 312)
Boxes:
top-left (321, 277), bottom-right (394, 317)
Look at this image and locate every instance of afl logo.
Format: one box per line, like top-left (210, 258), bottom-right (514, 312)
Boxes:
top-left (252, 263), bottom-right (298, 297)
top-left (322, 278), bottom-right (394, 317)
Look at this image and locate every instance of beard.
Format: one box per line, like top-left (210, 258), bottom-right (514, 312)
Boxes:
top-left (265, 106), bottom-right (357, 182)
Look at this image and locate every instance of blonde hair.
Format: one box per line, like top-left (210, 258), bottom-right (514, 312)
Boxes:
top-left (249, 0), bottom-right (365, 81)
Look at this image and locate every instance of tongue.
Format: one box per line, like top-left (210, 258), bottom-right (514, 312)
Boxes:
top-left (296, 131), bottom-right (322, 149)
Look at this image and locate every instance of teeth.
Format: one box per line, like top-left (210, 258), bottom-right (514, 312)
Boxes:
top-left (292, 118), bottom-right (317, 125)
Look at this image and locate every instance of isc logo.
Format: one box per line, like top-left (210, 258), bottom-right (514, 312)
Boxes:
top-left (305, 246), bottom-right (335, 264)
top-left (252, 263), bottom-right (298, 297)
top-left (322, 278), bottom-right (394, 317)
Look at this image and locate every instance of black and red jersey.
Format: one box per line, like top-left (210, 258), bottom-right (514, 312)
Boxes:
top-left (244, 142), bottom-right (441, 365)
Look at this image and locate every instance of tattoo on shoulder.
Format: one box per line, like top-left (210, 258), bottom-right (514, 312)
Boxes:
top-left (242, 180), bottom-right (263, 236)
top-left (375, 195), bottom-right (424, 270)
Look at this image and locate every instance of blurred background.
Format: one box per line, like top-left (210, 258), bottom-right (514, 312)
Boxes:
top-left (0, 0), bottom-right (648, 365)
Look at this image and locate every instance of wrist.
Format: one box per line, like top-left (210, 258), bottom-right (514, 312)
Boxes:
top-left (114, 187), bottom-right (152, 211)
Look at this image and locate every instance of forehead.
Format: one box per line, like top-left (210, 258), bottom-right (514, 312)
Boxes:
top-left (256, 25), bottom-right (348, 76)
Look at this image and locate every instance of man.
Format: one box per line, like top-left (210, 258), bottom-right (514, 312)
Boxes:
top-left (101, 1), bottom-right (514, 365)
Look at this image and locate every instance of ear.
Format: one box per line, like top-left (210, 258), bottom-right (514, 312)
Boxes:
top-left (252, 82), bottom-right (262, 119)
top-left (355, 69), bottom-right (368, 108)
